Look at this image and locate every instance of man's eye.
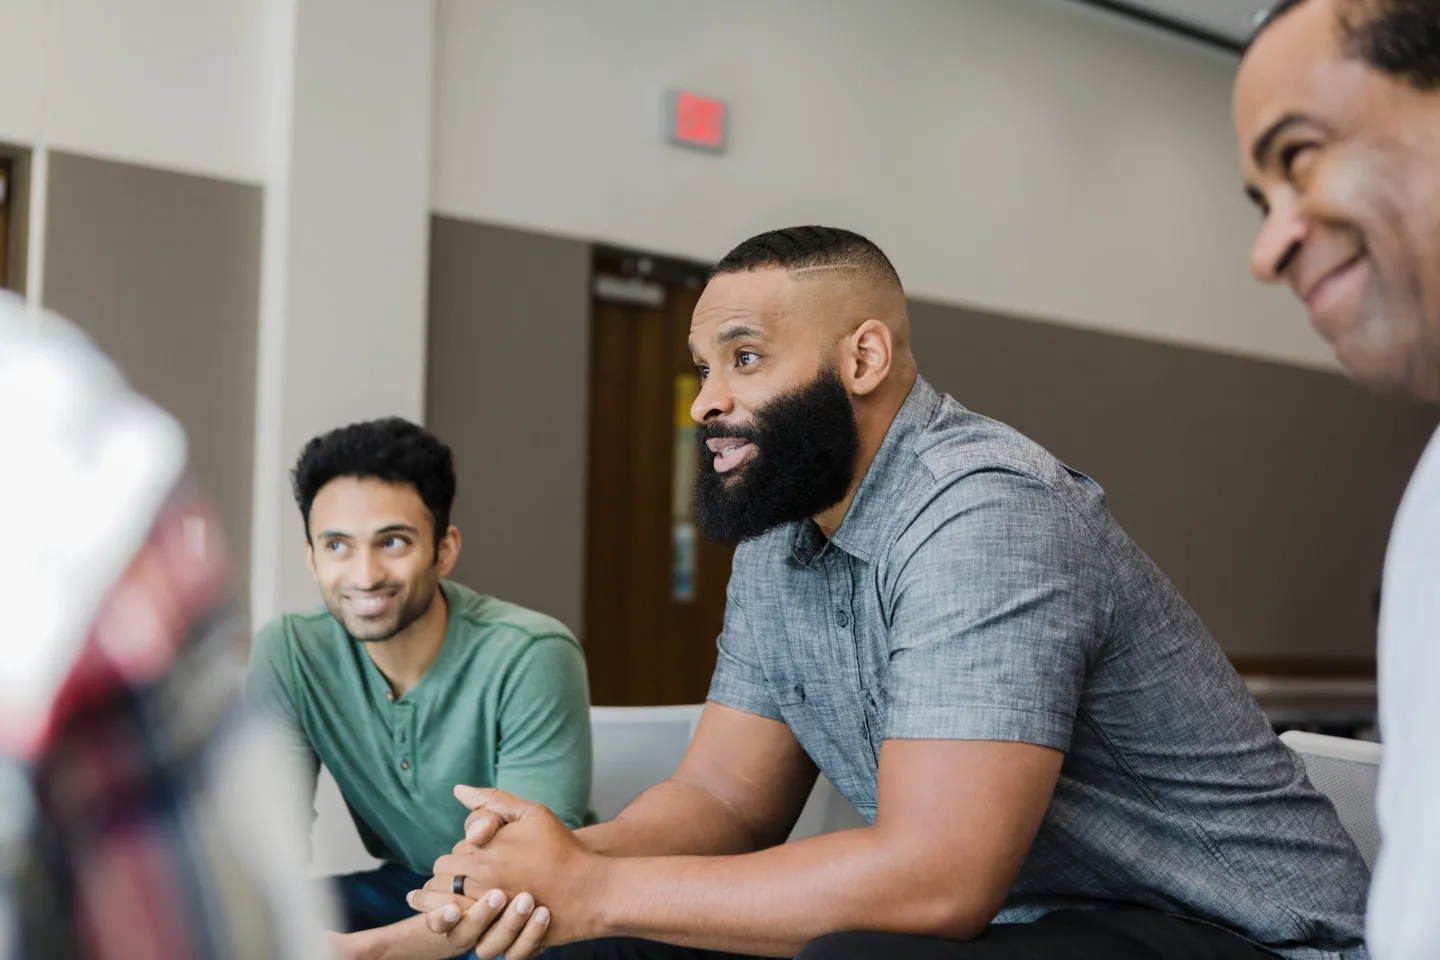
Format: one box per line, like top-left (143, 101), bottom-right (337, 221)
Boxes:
top-left (737, 352), bottom-right (758, 367)
top-left (383, 537), bottom-right (406, 550)
top-left (327, 541), bottom-right (346, 553)
top-left (1279, 143), bottom-right (1315, 177)
top-left (696, 365), bottom-right (710, 380)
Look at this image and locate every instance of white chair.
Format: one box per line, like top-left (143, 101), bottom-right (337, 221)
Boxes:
top-left (589, 704), bottom-right (705, 821)
top-left (589, 703), bottom-right (867, 839)
top-left (1279, 729), bottom-right (1383, 869)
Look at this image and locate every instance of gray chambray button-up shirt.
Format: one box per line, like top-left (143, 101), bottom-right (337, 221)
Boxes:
top-left (708, 376), bottom-right (1369, 960)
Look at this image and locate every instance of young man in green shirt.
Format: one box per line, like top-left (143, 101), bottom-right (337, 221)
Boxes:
top-left (247, 417), bottom-right (593, 960)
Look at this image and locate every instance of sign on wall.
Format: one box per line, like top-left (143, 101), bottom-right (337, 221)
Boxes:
top-left (663, 90), bottom-right (727, 153)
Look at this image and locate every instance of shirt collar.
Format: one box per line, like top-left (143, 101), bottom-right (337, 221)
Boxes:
top-left (789, 375), bottom-right (941, 566)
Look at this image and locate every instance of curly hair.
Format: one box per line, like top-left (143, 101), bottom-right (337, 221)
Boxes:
top-left (291, 417), bottom-right (456, 554)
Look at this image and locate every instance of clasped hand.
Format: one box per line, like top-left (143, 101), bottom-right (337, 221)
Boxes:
top-left (407, 785), bottom-right (604, 960)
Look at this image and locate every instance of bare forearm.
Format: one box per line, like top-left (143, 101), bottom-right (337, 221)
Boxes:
top-left (588, 827), bottom-right (978, 956)
top-left (337, 916), bottom-right (466, 960)
top-left (577, 778), bottom-right (771, 857)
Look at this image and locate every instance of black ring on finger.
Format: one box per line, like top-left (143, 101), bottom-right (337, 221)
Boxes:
top-left (452, 875), bottom-right (466, 896)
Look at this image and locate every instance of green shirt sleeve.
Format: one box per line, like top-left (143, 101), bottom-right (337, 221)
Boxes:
top-left (246, 621), bottom-right (322, 815)
top-left (494, 634), bottom-right (594, 829)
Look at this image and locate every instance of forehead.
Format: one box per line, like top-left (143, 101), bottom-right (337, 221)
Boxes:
top-left (1234, 2), bottom-right (1352, 145)
top-left (691, 269), bottom-right (804, 347)
top-left (310, 476), bottom-right (429, 531)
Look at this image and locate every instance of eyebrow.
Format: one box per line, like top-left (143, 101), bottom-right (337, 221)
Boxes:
top-left (688, 324), bottom-right (767, 356)
top-left (1250, 111), bottom-right (1330, 170)
top-left (318, 524), bottom-right (419, 540)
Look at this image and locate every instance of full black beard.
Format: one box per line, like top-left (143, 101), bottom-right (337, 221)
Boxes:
top-left (693, 367), bottom-right (860, 546)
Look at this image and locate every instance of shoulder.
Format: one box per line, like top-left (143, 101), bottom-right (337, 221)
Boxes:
top-left (880, 398), bottom-right (1113, 579)
top-left (445, 581), bottom-right (581, 654)
top-left (252, 603), bottom-right (340, 660)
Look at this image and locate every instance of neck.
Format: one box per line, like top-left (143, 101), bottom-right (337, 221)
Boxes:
top-left (813, 368), bottom-right (918, 539)
top-left (363, 584), bottom-right (448, 697)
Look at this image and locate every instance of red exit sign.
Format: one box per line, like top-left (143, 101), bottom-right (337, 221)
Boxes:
top-left (664, 90), bottom-right (727, 153)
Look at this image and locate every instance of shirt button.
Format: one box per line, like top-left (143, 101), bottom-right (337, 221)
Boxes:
top-left (385, 691), bottom-right (396, 702)
top-left (400, 759), bottom-right (410, 771)
top-left (836, 610), bottom-right (849, 627)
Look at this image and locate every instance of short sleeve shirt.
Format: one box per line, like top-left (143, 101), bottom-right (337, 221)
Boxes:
top-left (709, 377), bottom-right (1369, 960)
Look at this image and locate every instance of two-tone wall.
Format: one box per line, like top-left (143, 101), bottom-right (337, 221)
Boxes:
top-left (3, 0), bottom-right (1433, 665)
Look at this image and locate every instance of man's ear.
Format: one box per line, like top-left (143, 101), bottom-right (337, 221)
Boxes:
top-left (842, 319), bottom-right (894, 397)
top-left (303, 538), bottom-right (318, 581)
top-left (436, 525), bottom-right (462, 578)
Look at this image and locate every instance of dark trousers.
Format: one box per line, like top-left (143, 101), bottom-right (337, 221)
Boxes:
top-left (327, 862), bottom-right (474, 960)
top-left (541, 908), bottom-right (1282, 960)
top-left (328, 861), bottom-right (430, 933)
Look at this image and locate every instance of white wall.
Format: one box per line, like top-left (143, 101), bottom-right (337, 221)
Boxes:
top-left (0, 0), bottom-right (46, 147)
top-left (0, 0), bottom-right (273, 183)
top-left (249, 0), bottom-right (435, 627)
top-left (433, 0), bottom-right (1329, 370)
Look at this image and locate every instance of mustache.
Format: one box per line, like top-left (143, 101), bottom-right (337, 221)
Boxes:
top-left (697, 421), bottom-right (760, 445)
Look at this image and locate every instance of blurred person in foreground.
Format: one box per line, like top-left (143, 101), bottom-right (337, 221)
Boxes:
top-left (246, 418), bottom-right (593, 959)
top-left (0, 292), bottom-right (332, 958)
top-left (1234, 2), bottom-right (1440, 956)
top-left (410, 227), bottom-right (1369, 960)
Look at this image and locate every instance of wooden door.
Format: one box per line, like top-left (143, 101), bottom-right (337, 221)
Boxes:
top-left (583, 254), bottom-right (734, 705)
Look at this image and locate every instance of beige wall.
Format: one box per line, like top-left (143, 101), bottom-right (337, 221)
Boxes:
top-left (42, 150), bottom-right (264, 624)
top-left (910, 299), bottom-right (1438, 662)
top-left (428, 216), bottom-right (1437, 663)
top-left (426, 216), bottom-right (592, 634)
top-left (432, 0), bottom-right (1325, 370)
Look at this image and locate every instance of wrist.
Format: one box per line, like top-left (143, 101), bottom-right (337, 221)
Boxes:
top-left (580, 853), bottom-right (623, 940)
top-left (331, 931), bottom-right (371, 960)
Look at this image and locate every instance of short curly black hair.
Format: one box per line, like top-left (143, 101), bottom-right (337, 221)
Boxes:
top-left (1250, 0), bottom-right (1440, 91)
top-left (714, 225), bottom-right (903, 292)
top-left (291, 417), bottom-right (456, 555)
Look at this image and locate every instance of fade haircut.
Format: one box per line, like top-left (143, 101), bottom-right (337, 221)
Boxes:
top-left (714, 225), bottom-right (904, 293)
top-left (1250, 0), bottom-right (1440, 91)
top-left (291, 417), bottom-right (456, 556)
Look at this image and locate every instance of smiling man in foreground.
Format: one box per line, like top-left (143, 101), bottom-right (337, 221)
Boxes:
top-left (1234, 2), bottom-right (1440, 956)
top-left (415, 226), bottom-right (1370, 960)
top-left (247, 417), bottom-right (593, 960)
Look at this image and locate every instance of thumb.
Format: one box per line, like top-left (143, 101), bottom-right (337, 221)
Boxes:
top-left (453, 784), bottom-right (529, 821)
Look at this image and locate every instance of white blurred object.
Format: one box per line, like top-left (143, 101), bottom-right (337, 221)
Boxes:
top-left (587, 704), bottom-right (865, 837)
top-left (0, 293), bottom-right (335, 958)
top-left (0, 291), bottom-right (187, 757)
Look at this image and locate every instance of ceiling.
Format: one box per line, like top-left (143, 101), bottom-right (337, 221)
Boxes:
top-left (1086, 0), bottom-right (1273, 48)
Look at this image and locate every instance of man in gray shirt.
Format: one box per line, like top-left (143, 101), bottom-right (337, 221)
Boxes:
top-left (412, 226), bottom-right (1369, 960)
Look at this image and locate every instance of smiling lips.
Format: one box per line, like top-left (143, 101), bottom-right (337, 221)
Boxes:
top-left (346, 591), bottom-right (397, 617)
top-left (1297, 253), bottom-right (1368, 336)
top-left (707, 438), bottom-right (756, 474)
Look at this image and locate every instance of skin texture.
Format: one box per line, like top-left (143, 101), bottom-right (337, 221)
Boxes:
top-left (1234, 0), bottom-right (1440, 402)
top-left (408, 267), bottom-right (1065, 958)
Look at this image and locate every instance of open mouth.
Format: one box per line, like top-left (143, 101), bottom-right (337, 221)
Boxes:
top-left (707, 438), bottom-right (757, 474)
top-left (345, 591), bottom-right (398, 618)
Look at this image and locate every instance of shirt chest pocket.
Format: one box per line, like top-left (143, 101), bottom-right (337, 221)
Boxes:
top-left (769, 667), bottom-right (880, 814)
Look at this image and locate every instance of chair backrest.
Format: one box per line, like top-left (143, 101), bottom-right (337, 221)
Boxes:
top-left (587, 703), bottom-right (868, 838)
top-left (1279, 729), bottom-right (1383, 869)
top-left (589, 704), bottom-right (704, 822)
